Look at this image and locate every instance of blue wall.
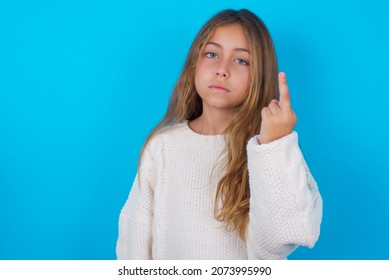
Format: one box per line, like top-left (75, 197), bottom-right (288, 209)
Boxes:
top-left (1, 0), bottom-right (388, 259)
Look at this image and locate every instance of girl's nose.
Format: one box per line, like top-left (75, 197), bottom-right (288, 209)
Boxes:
top-left (216, 60), bottom-right (230, 78)
top-left (216, 71), bottom-right (228, 78)
top-left (216, 67), bottom-right (230, 78)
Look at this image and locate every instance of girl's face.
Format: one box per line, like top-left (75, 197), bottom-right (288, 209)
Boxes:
top-left (195, 24), bottom-right (250, 114)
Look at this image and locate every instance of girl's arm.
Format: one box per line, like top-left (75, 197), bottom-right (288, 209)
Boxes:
top-left (246, 132), bottom-right (322, 259)
top-left (116, 137), bottom-right (161, 260)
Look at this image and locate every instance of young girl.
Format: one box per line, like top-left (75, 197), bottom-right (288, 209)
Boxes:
top-left (116, 9), bottom-right (322, 260)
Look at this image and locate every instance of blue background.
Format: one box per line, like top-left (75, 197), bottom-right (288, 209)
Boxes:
top-left (1, 0), bottom-right (388, 259)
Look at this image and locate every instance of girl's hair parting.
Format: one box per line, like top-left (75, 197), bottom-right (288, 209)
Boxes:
top-left (138, 9), bottom-right (279, 241)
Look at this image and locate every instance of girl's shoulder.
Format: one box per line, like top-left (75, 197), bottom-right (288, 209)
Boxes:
top-left (144, 121), bottom-right (189, 151)
top-left (160, 121), bottom-right (189, 135)
top-left (151, 121), bottom-right (189, 141)
top-left (145, 120), bottom-right (226, 154)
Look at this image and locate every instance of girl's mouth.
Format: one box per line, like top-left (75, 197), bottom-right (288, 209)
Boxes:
top-left (209, 84), bottom-right (230, 92)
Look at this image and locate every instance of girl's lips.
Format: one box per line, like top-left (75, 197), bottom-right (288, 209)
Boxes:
top-left (209, 85), bottom-right (230, 92)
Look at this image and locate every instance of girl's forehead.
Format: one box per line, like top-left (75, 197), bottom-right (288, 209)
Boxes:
top-left (206, 24), bottom-right (250, 49)
top-left (210, 24), bottom-right (244, 37)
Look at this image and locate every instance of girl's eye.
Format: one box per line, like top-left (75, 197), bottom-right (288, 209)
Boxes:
top-left (205, 52), bottom-right (218, 59)
top-left (235, 58), bottom-right (249, 65)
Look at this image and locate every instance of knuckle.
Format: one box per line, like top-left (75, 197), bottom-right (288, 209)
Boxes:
top-left (291, 111), bottom-right (297, 122)
top-left (261, 108), bottom-right (268, 119)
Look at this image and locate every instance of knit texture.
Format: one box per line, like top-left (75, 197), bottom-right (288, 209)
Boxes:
top-left (116, 121), bottom-right (322, 259)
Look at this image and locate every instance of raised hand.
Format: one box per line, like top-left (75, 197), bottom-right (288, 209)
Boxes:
top-left (258, 72), bottom-right (297, 144)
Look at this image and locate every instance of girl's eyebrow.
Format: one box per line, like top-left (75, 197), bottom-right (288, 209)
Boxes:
top-left (206, 41), bottom-right (250, 54)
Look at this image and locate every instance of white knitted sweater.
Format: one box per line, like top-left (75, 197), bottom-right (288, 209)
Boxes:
top-left (116, 121), bottom-right (322, 259)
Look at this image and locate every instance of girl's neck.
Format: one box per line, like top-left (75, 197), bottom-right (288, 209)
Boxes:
top-left (189, 112), bottom-right (232, 135)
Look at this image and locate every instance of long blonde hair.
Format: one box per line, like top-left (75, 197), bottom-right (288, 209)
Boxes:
top-left (138, 9), bottom-right (279, 240)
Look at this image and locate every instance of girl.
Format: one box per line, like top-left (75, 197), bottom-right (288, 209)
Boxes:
top-left (116, 9), bottom-right (322, 260)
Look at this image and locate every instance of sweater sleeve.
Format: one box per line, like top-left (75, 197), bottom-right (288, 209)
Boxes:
top-left (246, 131), bottom-right (322, 260)
top-left (116, 136), bottom-right (161, 260)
